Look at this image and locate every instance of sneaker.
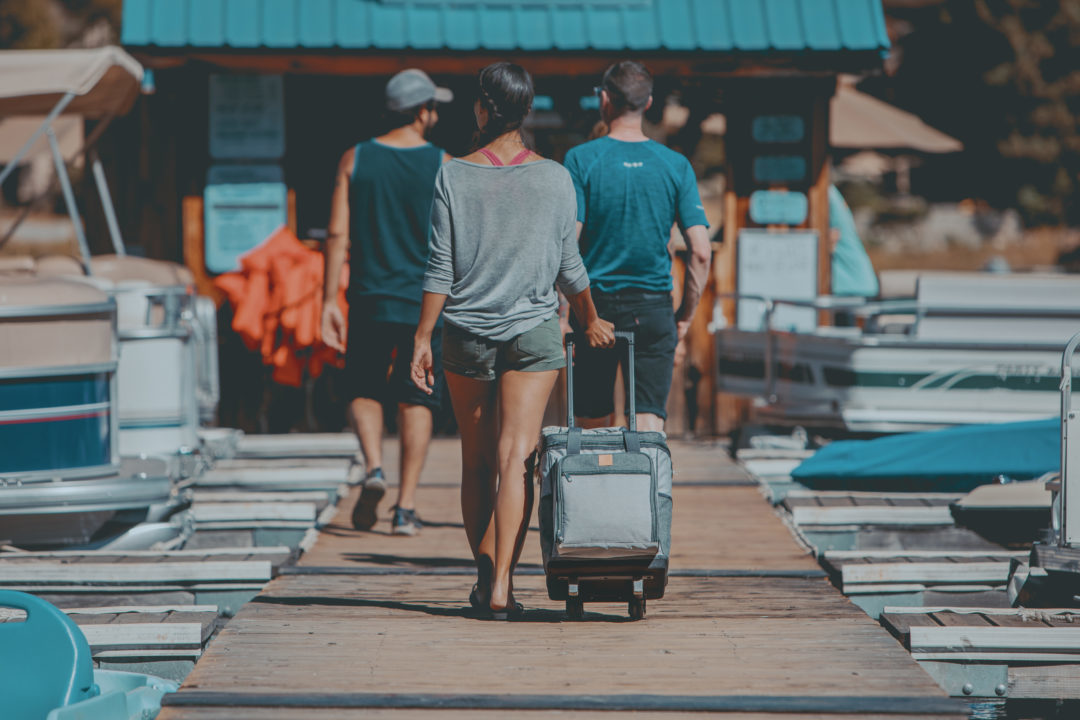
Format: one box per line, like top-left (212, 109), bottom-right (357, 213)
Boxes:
top-left (391, 506), bottom-right (423, 536)
top-left (351, 468), bottom-right (386, 531)
top-left (346, 452), bottom-right (366, 486)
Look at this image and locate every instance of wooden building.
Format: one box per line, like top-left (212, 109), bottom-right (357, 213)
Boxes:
top-left (117, 0), bottom-right (890, 435)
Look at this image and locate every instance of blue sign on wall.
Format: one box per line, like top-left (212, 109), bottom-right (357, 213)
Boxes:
top-left (204, 165), bottom-right (287, 274)
top-left (751, 115), bottom-right (805, 144)
top-left (750, 190), bottom-right (808, 225)
top-left (752, 155), bottom-right (807, 183)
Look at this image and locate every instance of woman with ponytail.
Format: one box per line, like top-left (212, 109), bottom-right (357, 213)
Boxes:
top-left (411, 62), bottom-right (614, 619)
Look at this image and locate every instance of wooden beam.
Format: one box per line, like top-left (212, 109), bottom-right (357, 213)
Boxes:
top-left (79, 623), bottom-right (204, 651)
top-left (884, 606), bottom-right (1079, 615)
top-left (1009, 665), bottom-right (1080, 699)
top-left (786, 490), bottom-right (962, 501)
top-left (841, 562), bottom-right (1012, 587)
top-left (826, 550), bottom-right (1027, 561)
top-left (790, 506), bottom-right (954, 527)
top-left (910, 626), bottom-right (1080, 654)
top-left (191, 502), bottom-right (317, 523)
top-left (0, 547), bottom-right (290, 558)
top-left (130, 51), bottom-right (887, 78)
top-left (0, 561), bottom-right (271, 584)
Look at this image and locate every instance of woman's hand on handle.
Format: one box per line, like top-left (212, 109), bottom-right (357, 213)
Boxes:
top-left (585, 317), bottom-right (616, 349)
top-left (565, 287), bottom-right (616, 349)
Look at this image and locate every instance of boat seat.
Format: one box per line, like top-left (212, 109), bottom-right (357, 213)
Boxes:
top-left (915, 272), bottom-right (1080, 344)
top-left (0, 590), bottom-right (97, 719)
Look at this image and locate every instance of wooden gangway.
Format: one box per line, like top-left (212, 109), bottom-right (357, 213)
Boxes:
top-left (156, 438), bottom-right (963, 719)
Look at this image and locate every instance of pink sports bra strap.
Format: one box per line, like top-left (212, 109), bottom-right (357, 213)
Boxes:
top-left (509, 149), bottom-right (532, 165)
top-left (478, 148), bottom-right (532, 166)
top-left (478, 148), bottom-right (503, 166)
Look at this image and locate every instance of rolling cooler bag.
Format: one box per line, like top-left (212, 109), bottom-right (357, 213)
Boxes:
top-left (535, 331), bottom-right (672, 620)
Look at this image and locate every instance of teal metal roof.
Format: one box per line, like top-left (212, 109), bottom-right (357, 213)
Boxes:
top-left (122, 0), bottom-right (889, 55)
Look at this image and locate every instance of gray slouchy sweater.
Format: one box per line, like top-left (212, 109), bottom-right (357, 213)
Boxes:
top-left (423, 158), bottom-right (590, 341)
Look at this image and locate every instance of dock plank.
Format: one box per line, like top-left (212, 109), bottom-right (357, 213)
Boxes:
top-left (158, 437), bottom-right (960, 719)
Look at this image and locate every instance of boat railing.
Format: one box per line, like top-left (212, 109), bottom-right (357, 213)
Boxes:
top-left (1060, 330), bottom-right (1080, 547)
top-left (720, 292), bottom-right (1080, 333)
top-left (718, 292), bottom-right (1080, 402)
top-left (113, 285), bottom-right (195, 340)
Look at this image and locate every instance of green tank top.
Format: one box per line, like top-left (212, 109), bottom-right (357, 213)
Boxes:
top-left (348, 139), bottom-right (443, 324)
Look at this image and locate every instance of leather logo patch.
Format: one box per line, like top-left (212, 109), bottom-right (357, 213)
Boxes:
top-left (598, 454), bottom-right (613, 466)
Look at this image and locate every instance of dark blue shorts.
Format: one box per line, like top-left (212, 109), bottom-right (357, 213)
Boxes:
top-left (568, 290), bottom-right (677, 420)
top-left (344, 315), bottom-right (443, 412)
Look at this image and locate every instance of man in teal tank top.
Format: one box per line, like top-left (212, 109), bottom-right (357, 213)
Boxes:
top-left (564, 61), bottom-right (713, 432)
top-left (322, 69), bottom-right (452, 536)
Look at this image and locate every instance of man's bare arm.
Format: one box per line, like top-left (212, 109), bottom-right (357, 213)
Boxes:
top-left (321, 149), bottom-right (353, 352)
top-left (324, 149), bottom-right (352, 305)
top-left (676, 224), bottom-right (712, 340)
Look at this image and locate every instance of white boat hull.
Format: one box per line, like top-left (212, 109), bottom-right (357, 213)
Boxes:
top-left (717, 328), bottom-right (1066, 433)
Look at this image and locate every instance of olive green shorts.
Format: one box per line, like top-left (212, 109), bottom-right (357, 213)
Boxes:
top-left (442, 315), bottom-right (565, 381)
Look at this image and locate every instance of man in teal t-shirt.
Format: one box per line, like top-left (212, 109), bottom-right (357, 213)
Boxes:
top-left (564, 61), bottom-right (712, 432)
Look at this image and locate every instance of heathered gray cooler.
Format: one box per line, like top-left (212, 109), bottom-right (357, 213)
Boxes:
top-left (535, 333), bottom-right (672, 620)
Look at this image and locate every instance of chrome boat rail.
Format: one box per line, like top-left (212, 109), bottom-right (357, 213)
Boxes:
top-left (1060, 330), bottom-right (1080, 547)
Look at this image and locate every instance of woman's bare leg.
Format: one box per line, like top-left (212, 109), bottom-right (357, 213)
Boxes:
top-left (445, 372), bottom-right (498, 605)
top-left (490, 369), bottom-right (558, 611)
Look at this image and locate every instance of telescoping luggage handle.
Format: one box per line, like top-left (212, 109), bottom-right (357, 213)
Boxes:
top-left (565, 331), bottom-right (640, 454)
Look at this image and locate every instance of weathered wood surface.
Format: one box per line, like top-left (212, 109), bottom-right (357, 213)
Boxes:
top-left (882, 608), bottom-right (1080, 646)
top-left (158, 437), bottom-right (961, 719)
top-left (161, 712), bottom-right (956, 720)
top-left (0, 548), bottom-right (291, 562)
top-left (0, 605), bottom-right (218, 661)
top-left (783, 492), bottom-right (960, 527)
top-left (234, 433), bottom-right (359, 458)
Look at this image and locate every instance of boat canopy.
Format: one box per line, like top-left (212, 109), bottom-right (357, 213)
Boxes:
top-left (90, 255), bottom-right (194, 287)
top-left (0, 47), bottom-right (145, 267)
top-left (0, 276), bottom-right (114, 369)
top-left (0, 46), bottom-right (143, 118)
top-left (791, 418), bottom-right (1059, 492)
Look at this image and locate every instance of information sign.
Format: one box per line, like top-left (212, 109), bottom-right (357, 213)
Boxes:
top-left (736, 229), bottom-right (818, 332)
top-left (204, 164), bottom-right (287, 274)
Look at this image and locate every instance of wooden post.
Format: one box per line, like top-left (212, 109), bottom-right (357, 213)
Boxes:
top-left (809, 90), bottom-right (833, 305)
top-left (182, 195), bottom-right (224, 304)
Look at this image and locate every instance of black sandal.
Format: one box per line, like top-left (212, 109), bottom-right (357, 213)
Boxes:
top-left (468, 584), bottom-right (485, 610)
top-left (490, 601), bottom-right (524, 621)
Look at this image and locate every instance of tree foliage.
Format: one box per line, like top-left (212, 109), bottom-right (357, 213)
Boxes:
top-left (881, 0), bottom-right (1080, 225)
top-left (0, 0), bottom-right (121, 50)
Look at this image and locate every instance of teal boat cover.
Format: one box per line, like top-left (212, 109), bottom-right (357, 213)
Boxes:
top-left (791, 418), bottom-right (1059, 492)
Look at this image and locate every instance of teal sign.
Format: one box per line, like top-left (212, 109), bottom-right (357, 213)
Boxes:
top-left (204, 164), bottom-right (287, 274)
top-left (752, 115), bottom-right (805, 144)
top-left (753, 155), bottom-right (807, 183)
top-left (750, 190), bottom-right (808, 225)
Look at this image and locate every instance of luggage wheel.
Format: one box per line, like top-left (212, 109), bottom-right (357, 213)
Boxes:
top-left (628, 596), bottom-right (646, 620)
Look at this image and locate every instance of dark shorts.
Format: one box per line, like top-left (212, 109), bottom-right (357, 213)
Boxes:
top-left (569, 290), bottom-right (677, 420)
top-left (442, 315), bottom-right (565, 381)
top-left (344, 315), bottom-right (443, 412)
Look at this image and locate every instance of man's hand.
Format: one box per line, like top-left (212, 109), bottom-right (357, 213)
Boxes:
top-left (410, 336), bottom-right (435, 394)
top-left (676, 317), bottom-right (692, 342)
top-left (321, 304), bottom-right (346, 353)
top-left (585, 318), bottom-right (616, 349)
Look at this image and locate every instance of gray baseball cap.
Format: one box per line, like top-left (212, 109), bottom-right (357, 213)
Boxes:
top-left (386, 69), bottom-right (453, 112)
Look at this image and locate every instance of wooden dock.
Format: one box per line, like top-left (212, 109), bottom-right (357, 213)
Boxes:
top-left (156, 438), bottom-right (963, 719)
